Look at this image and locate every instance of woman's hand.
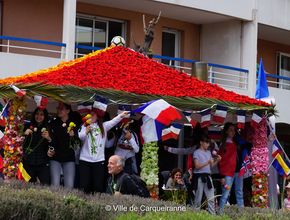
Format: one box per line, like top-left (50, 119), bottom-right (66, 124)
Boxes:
top-left (120, 111), bottom-right (130, 118)
top-left (85, 125), bottom-right (91, 135)
top-left (47, 148), bottom-right (55, 157)
top-left (68, 130), bottom-right (74, 137)
top-left (24, 129), bottom-right (33, 136)
top-left (42, 131), bottom-right (51, 142)
top-left (177, 178), bottom-right (184, 185)
top-left (216, 155), bottom-right (222, 162)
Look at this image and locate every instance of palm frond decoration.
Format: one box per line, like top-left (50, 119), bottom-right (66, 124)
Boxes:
top-left (0, 83), bottom-right (275, 115)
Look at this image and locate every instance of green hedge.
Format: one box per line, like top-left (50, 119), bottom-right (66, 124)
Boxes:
top-left (1, 181), bottom-right (290, 220)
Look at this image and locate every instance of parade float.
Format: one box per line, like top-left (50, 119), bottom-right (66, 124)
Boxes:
top-left (0, 45), bottom-right (274, 207)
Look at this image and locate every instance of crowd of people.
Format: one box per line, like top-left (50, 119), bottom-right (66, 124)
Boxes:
top-left (2, 102), bottom-right (290, 214)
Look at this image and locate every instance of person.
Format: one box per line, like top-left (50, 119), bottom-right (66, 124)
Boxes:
top-left (107, 121), bottom-right (139, 175)
top-left (192, 135), bottom-right (221, 214)
top-left (78, 110), bottom-right (129, 193)
top-left (218, 122), bottom-right (245, 213)
top-left (22, 108), bottom-right (51, 184)
top-left (166, 168), bottom-right (186, 190)
top-left (284, 183), bottom-right (290, 210)
top-left (47, 102), bottom-right (81, 188)
top-left (106, 155), bottom-right (140, 196)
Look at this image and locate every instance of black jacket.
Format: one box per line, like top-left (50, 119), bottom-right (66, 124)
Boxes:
top-left (22, 124), bottom-right (49, 166)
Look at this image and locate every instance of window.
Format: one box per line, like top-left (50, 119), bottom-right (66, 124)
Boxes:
top-left (161, 29), bottom-right (180, 66)
top-left (76, 15), bottom-right (125, 56)
top-left (277, 52), bottom-right (290, 89)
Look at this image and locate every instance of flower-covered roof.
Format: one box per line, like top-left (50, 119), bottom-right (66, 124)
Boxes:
top-left (0, 46), bottom-right (270, 109)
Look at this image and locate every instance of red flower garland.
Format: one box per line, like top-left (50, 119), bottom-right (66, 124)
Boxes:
top-left (0, 46), bottom-right (269, 107)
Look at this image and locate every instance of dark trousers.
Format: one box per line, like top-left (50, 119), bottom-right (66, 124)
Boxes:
top-left (79, 160), bottom-right (105, 194)
top-left (23, 162), bottom-right (50, 185)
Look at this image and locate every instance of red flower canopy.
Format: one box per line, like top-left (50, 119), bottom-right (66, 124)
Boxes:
top-left (0, 46), bottom-right (268, 107)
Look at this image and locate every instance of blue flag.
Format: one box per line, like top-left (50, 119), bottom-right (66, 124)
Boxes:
top-left (255, 58), bottom-right (269, 99)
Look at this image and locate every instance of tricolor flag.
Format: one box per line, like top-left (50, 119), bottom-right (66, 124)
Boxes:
top-left (208, 126), bottom-right (222, 140)
top-left (161, 123), bottom-right (182, 141)
top-left (251, 113), bottom-right (263, 127)
top-left (239, 149), bottom-right (252, 178)
top-left (183, 111), bottom-right (197, 127)
top-left (34, 95), bottom-right (48, 110)
top-left (0, 101), bottom-right (10, 127)
top-left (77, 101), bottom-right (93, 114)
top-left (132, 99), bottom-right (182, 126)
top-left (236, 110), bottom-right (246, 129)
top-left (212, 105), bottom-right (228, 124)
top-left (272, 139), bottom-right (283, 158)
top-left (200, 108), bottom-right (211, 128)
top-left (272, 153), bottom-right (290, 176)
top-left (10, 85), bottom-right (26, 97)
top-left (140, 115), bottom-right (164, 144)
top-left (93, 95), bottom-right (108, 117)
top-left (17, 162), bottom-right (31, 182)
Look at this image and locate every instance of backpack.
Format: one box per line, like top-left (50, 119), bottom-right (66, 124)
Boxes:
top-left (120, 173), bottom-right (150, 198)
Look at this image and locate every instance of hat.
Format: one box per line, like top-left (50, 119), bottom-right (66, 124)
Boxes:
top-left (286, 183), bottom-right (290, 189)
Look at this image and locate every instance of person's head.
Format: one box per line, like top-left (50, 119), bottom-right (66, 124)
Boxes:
top-left (222, 122), bottom-right (236, 139)
top-left (31, 107), bottom-right (49, 126)
top-left (90, 109), bottom-right (105, 137)
top-left (171, 168), bottom-right (183, 183)
top-left (108, 155), bottom-right (125, 176)
top-left (57, 102), bottom-right (72, 119)
top-left (199, 135), bottom-right (211, 150)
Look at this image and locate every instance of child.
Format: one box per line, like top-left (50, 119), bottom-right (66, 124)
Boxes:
top-left (193, 135), bottom-right (221, 214)
top-left (284, 183), bottom-right (290, 210)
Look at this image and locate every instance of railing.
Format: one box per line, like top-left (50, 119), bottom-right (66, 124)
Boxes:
top-left (153, 54), bottom-right (249, 90)
top-left (266, 73), bottom-right (290, 90)
top-left (0, 35), bottom-right (66, 58)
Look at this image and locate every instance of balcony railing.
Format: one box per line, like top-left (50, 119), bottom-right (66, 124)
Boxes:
top-left (0, 35), bottom-right (66, 58)
top-left (4, 35), bottom-right (290, 92)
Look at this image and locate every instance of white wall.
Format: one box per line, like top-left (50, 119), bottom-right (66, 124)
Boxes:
top-left (257, 0), bottom-right (290, 30)
top-left (154, 0), bottom-right (254, 20)
top-left (0, 53), bottom-right (61, 78)
top-left (269, 87), bottom-right (290, 124)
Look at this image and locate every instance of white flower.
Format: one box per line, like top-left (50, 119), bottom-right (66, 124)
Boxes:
top-left (33, 127), bottom-right (37, 132)
top-left (41, 128), bottom-right (46, 132)
top-left (62, 123), bottom-right (66, 127)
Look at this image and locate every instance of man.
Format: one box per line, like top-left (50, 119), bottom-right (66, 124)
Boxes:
top-left (106, 155), bottom-right (139, 196)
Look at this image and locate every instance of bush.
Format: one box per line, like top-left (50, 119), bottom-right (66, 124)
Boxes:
top-left (1, 181), bottom-right (290, 220)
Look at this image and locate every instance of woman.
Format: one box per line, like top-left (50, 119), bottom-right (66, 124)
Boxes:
top-left (22, 108), bottom-right (51, 184)
top-left (78, 110), bottom-right (129, 193)
top-left (48, 102), bottom-right (81, 188)
top-left (218, 122), bottom-right (244, 213)
top-left (166, 168), bottom-right (186, 190)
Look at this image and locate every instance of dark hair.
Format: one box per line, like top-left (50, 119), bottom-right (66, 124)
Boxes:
top-left (220, 122), bottom-right (238, 152)
top-left (30, 107), bottom-right (49, 127)
top-left (170, 168), bottom-right (182, 179)
top-left (200, 134), bottom-right (210, 143)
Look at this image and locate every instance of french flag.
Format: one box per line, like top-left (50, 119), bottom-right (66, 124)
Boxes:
top-left (212, 105), bottom-right (228, 124)
top-left (0, 101), bottom-right (10, 127)
top-left (162, 123), bottom-right (182, 141)
top-left (132, 99), bottom-right (182, 126)
top-left (236, 110), bottom-right (246, 129)
top-left (272, 139), bottom-right (283, 158)
top-left (238, 149), bottom-right (252, 178)
top-left (10, 85), bottom-right (26, 97)
top-left (183, 111), bottom-right (197, 128)
top-left (251, 112), bottom-right (263, 127)
top-left (93, 95), bottom-right (108, 117)
top-left (140, 115), bottom-right (164, 144)
top-left (200, 108), bottom-right (211, 128)
top-left (208, 126), bottom-right (222, 140)
top-left (34, 95), bottom-right (48, 110)
top-left (77, 101), bottom-right (93, 114)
